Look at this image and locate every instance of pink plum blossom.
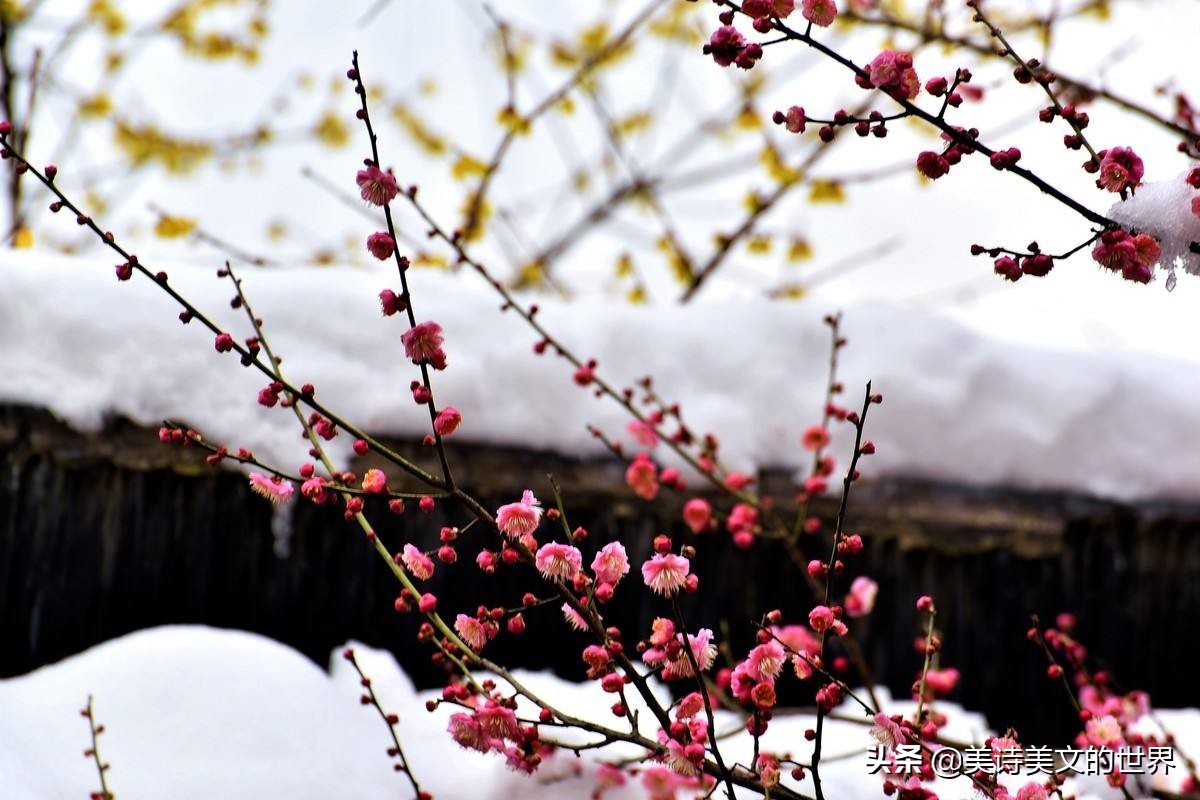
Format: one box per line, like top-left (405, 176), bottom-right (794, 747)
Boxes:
top-left (772, 624), bottom-right (821, 678)
top-left (809, 605), bottom-right (835, 633)
top-left (402, 321), bottom-right (447, 370)
top-left (863, 50), bottom-right (920, 100)
top-left (366, 231), bottom-right (395, 260)
top-left (361, 468), bottom-right (387, 494)
top-left (644, 627), bottom-right (717, 680)
top-left (802, 0), bottom-right (837, 27)
top-left (802, 425), bottom-right (831, 451)
top-left (454, 614), bottom-right (488, 651)
top-left (562, 602), bottom-right (588, 631)
top-left (625, 453), bottom-right (659, 500)
top-left (1097, 147), bottom-right (1144, 194)
top-left (1016, 783), bottom-right (1049, 800)
top-left (434, 406), bottom-right (462, 436)
top-left (248, 472), bottom-right (294, 503)
top-left (844, 576), bottom-right (878, 618)
top-left (591, 541), bottom-right (630, 585)
top-left (401, 543), bottom-right (434, 580)
top-left (356, 165), bottom-right (399, 206)
top-left (682, 498), bottom-right (712, 534)
top-left (745, 641), bottom-right (786, 683)
top-left (626, 419), bottom-right (660, 447)
top-left (535, 542), bottom-right (583, 581)
top-left (642, 553), bottom-right (691, 596)
top-left (1085, 715), bottom-right (1125, 748)
top-left (869, 713), bottom-right (906, 749)
top-left (496, 490), bottom-right (543, 538)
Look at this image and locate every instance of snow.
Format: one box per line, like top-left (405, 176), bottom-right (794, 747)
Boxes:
top-left (1107, 171), bottom-right (1200, 283)
top-left (8, 624), bottom-right (1186, 800)
top-left (5, 251), bottom-right (1200, 501)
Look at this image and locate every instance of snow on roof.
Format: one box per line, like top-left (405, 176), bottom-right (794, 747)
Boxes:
top-left (3, 251), bottom-right (1200, 502)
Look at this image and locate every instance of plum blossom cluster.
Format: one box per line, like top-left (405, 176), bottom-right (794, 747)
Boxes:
top-left (1030, 614), bottom-right (1197, 793)
top-left (641, 619), bottom-right (717, 681)
top-left (703, 0), bottom-right (1184, 288)
top-left (446, 694), bottom-right (540, 774)
top-left (8, 39), bottom-right (1196, 800)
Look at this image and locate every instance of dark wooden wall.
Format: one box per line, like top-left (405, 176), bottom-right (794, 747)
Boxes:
top-left (3, 403), bottom-right (1199, 744)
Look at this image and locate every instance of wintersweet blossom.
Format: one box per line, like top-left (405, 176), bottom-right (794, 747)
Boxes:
top-left (248, 472), bottom-right (294, 503)
top-left (401, 321), bottom-right (447, 370)
top-left (625, 453), bottom-right (659, 500)
top-left (591, 541), bottom-right (630, 585)
top-left (869, 713), bottom-right (906, 749)
top-left (434, 406), bottom-right (462, 437)
top-left (535, 542), bottom-right (583, 581)
top-left (366, 231), bottom-right (395, 260)
top-left (1097, 147), bottom-right (1144, 194)
top-left (356, 165), bottom-right (399, 206)
top-left (495, 490), bottom-right (543, 538)
top-left (401, 543), bottom-right (434, 580)
top-left (454, 614), bottom-right (488, 651)
top-left (844, 576), bottom-right (878, 618)
top-left (641, 553), bottom-right (691, 596)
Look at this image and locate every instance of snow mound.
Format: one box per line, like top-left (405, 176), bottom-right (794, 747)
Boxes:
top-left (5, 252), bottom-right (1200, 500)
top-left (1, 625), bottom-right (1195, 799)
